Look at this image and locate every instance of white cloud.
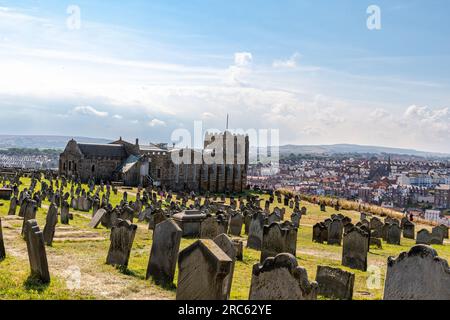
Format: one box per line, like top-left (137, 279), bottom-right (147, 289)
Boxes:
top-left (113, 114), bottom-right (123, 119)
top-left (148, 118), bottom-right (166, 127)
top-left (234, 52), bottom-right (253, 67)
top-left (273, 52), bottom-right (301, 68)
top-left (72, 106), bottom-right (108, 117)
top-left (226, 52), bottom-right (253, 86)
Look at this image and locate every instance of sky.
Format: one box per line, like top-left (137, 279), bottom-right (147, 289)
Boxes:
top-left (0, 0), bottom-right (449, 152)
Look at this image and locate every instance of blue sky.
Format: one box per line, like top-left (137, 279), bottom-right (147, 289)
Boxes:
top-left (0, 0), bottom-right (449, 152)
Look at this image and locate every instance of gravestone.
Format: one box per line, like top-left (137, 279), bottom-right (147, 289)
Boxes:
top-left (176, 239), bottom-right (232, 300)
top-left (416, 229), bottom-right (431, 245)
top-left (106, 219), bottom-right (137, 268)
top-left (386, 224), bottom-right (401, 245)
top-left (402, 220), bottom-right (415, 240)
top-left (342, 227), bottom-right (369, 271)
top-left (89, 209), bottom-right (107, 228)
top-left (244, 213), bottom-right (252, 235)
top-left (260, 222), bottom-right (297, 262)
top-left (370, 217), bottom-right (383, 238)
top-left (438, 224), bottom-right (449, 239)
top-left (0, 218), bottom-right (5, 261)
top-left (213, 234), bottom-right (237, 300)
top-left (24, 220), bottom-right (50, 283)
top-left (232, 239), bottom-right (244, 261)
top-left (291, 212), bottom-right (301, 228)
top-left (228, 212), bottom-right (244, 237)
top-left (60, 202), bottom-right (70, 225)
top-left (22, 200), bottom-right (37, 238)
top-left (200, 215), bottom-right (220, 239)
top-left (247, 212), bottom-right (265, 250)
top-left (313, 223), bottom-right (328, 243)
top-left (328, 219), bottom-right (344, 246)
top-left (430, 226), bottom-right (445, 245)
top-left (8, 196), bottom-right (18, 215)
top-left (249, 253), bottom-right (318, 300)
top-left (315, 265), bottom-right (355, 300)
top-left (43, 203), bottom-right (58, 246)
top-left (146, 219), bottom-right (182, 285)
top-left (384, 245), bottom-right (450, 300)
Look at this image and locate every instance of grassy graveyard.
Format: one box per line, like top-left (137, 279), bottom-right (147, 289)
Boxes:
top-left (0, 177), bottom-right (449, 300)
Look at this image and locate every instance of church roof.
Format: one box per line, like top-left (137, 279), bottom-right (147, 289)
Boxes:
top-left (77, 143), bottom-right (127, 158)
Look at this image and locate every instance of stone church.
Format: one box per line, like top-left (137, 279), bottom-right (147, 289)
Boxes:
top-left (59, 132), bottom-right (249, 193)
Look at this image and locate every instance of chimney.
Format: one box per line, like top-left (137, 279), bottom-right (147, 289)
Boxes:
top-left (135, 138), bottom-right (139, 146)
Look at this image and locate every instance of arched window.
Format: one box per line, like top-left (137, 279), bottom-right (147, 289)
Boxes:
top-left (91, 165), bottom-right (95, 173)
top-left (63, 162), bottom-right (66, 171)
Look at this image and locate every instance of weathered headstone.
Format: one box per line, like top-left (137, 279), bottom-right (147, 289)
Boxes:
top-left (247, 212), bottom-right (265, 250)
top-left (89, 209), bottom-right (107, 228)
top-left (146, 219), bottom-right (182, 285)
top-left (249, 253), bottom-right (318, 300)
top-left (228, 212), bottom-right (244, 237)
top-left (176, 239), bottom-right (232, 300)
top-left (24, 220), bottom-right (50, 283)
top-left (22, 200), bottom-right (37, 238)
top-left (232, 239), bottom-right (244, 261)
top-left (106, 219), bottom-right (137, 268)
top-left (43, 203), bottom-right (58, 246)
top-left (328, 219), bottom-right (344, 246)
top-left (416, 229), bottom-right (431, 245)
top-left (402, 220), bottom-right (415, 240)
top-left (342, 227), bottom-right (369, 271)
top-left (213, 234), bottom-right (236, 300)
top-left (316, 265), bottom-right (354, 300)
top-left (386, 223), bottom-right (401, 245)
top-left (313, 222), bottom-right (328, 243)
top-left (260, 222), bottom-right (297, 262)
top-left (370, 217), bottom-right (383, 238)
top-left (290, 211), bottom-right (301, 228)
top-left (384, 245), bottom-right (450, 300)
top-left (200, 215), bottom-right (221, 239)
top-left (8, 196), bottom-right (18, 215)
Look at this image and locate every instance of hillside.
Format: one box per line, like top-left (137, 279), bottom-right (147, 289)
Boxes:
top-left (0, 135), bottom-right (111, 150)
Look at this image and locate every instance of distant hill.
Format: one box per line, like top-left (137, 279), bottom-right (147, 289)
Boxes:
top-left (0, 135), bottom-right (448, 158)
top-left (0, 135), bottom-right (111, 150)
top-left (250, 144), bottom-right (450, 159)
top-left (277, 144), bottom-right (450, 158)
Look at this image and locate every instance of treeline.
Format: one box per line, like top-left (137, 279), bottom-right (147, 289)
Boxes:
top-left (0, 148), bottom-right (61, 156)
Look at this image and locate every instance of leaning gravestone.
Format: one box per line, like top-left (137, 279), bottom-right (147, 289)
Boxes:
top-left (106, 219), bottom-right (137, 268)
top-left (24, 220), bottom-right (50, 283)
top-left (213, 233), bottom-right (237, 300)
top-left (0, 218), bottom-right (5, 261)
top-left (384, 245), bottom-right (450, 300)
top-left (146, 219), bottom-right (182, 285)
top-left (247, 212), bottom-right (265, 250)
top-left (176, 239), bottom-right (232, 300)
top-left (43, 203), bottom-right (58, 246)
top-left (249, 253), bottom-right (318, 300)
top-left (260, 222), bottom-right (297, 262)
top-left (315, 265), bottom-right (355, 300)
top-left (89, 209), bottom-right (107, 228)
top-left (342, 227), bottom-right (369, 271)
